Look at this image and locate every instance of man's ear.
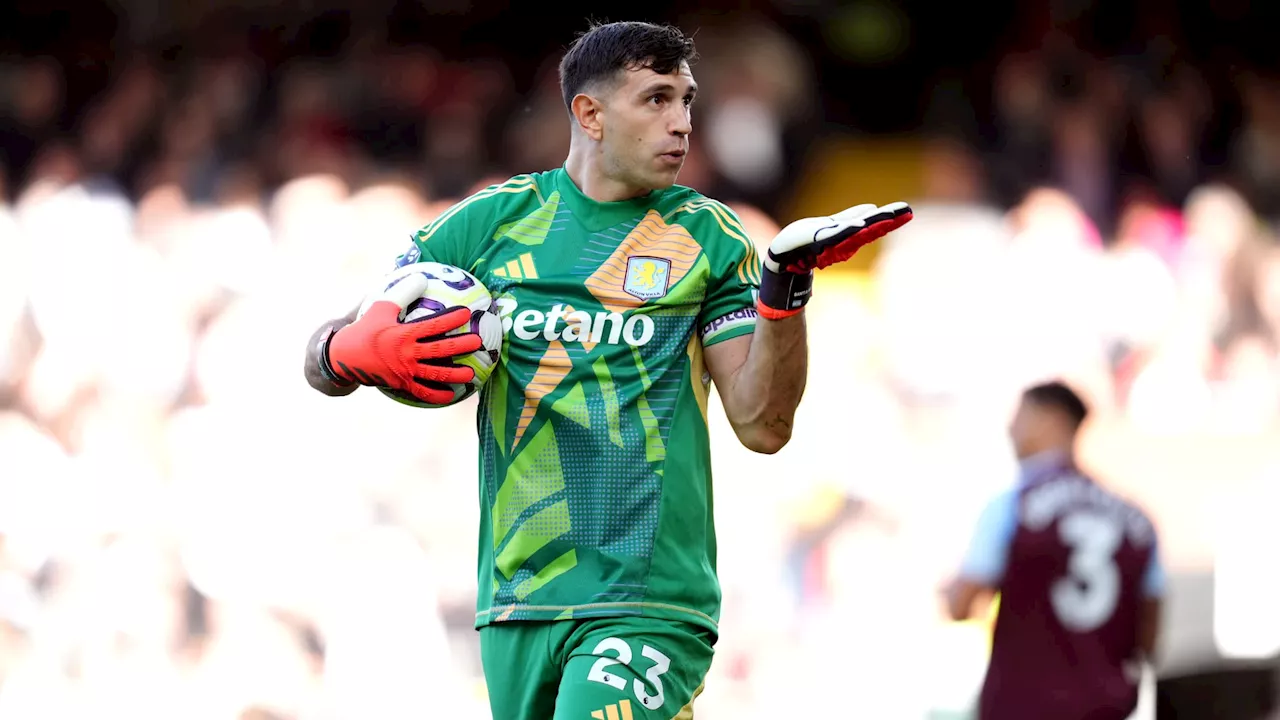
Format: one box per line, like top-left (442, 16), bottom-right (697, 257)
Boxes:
top-left (571, 92), bottom-right (605, 141)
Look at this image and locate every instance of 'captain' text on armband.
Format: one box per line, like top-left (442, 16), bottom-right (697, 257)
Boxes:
top-left (701, 307), bottom-right (758, 344)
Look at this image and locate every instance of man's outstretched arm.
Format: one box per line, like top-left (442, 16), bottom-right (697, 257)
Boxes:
top-left (704, 201), bottom-right (912, 455)
top-left (704, 315), bottom-right (807, 454)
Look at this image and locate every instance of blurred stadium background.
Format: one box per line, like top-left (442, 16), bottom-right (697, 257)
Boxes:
top-left (2, 0), bottom-right (1280, 718)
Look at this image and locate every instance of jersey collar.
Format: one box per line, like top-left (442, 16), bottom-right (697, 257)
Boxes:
top-left (1017, 448), bottom-right (1074, 487)
top-left (556, 166), bottom-right (664, 232)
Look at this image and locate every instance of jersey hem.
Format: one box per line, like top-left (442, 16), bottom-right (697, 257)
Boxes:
top-left (475, 601), bottom-right (719, 634)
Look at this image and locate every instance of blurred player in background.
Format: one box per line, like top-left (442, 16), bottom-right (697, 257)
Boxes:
top-left (947, 381), bottom-right (1165, 720)
top-left (302, 19), bottom-right (912, 720)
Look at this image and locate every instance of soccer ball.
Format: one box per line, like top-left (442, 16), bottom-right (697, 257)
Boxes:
top-left (357, 261), bottom-right (504, 408)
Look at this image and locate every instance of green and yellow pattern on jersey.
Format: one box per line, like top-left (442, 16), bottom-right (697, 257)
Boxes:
top-left (404, 168), bottom-right (760, 635)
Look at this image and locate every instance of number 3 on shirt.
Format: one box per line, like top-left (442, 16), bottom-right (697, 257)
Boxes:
top-left (587, 637), bottom-right (673, 711)
top-left (1053, 510), bottom-right (1123, 632)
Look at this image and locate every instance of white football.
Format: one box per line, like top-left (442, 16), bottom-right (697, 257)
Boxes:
top-left (357, 261), bottom-right (503, 408)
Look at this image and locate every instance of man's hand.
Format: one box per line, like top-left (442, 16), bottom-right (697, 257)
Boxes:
top-left (757, 201), bottom-right (913, 319)
top-left (316, 273), bottom-right (483, 405)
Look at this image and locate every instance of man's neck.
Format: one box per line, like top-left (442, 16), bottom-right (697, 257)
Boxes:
top-left (1016, 444), bottom-right (1073, 484)
top-left (564, 144), bottom-right (650, 203)
top-left (1020, 445), bottom-right (1071, 464)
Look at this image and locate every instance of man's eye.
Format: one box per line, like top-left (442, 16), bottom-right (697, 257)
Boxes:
top-left (649, 95), bottom-right (664, 106)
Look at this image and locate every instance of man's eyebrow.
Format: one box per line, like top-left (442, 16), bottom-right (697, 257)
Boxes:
top-left (640, 82), bottom-right (698, 96)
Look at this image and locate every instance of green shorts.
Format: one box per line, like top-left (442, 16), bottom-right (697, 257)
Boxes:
top-left (479, 616), bottom-right (716, 719)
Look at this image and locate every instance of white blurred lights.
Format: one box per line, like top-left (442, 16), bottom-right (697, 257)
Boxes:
top-left (1212, 478), bottom-right (1280, 659)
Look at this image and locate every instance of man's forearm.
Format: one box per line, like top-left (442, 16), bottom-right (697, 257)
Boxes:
top-left (304, 308), bottom-right (359, 396)
top-left (725, 312), bottom-right (808, 453)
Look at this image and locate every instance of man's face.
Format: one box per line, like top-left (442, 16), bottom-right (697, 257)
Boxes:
top-left (1008, 398), bottom-right (1048, 460)
top-left (599, 62), bottom-right (696, 191)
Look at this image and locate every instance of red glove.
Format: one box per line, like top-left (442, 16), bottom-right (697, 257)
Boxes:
top-left (758, 202), bottom-right (913, 319)
top-left (321, 273), bottom-right (483, 405)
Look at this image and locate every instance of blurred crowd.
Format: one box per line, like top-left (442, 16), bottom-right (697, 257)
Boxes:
top-left (3, 7), bottom-right (1280, 720)
top-left (0, 11), bottom-right (816, 218)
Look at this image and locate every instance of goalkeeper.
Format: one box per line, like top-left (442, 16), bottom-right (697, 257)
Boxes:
top-left (304, 20), bottom-right (912, 720)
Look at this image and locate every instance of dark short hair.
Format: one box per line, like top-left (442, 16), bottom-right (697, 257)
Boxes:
top-left (1024, 381), bottom-right (1089, 430)
top-left (558, 20), bottom-right (698, 112)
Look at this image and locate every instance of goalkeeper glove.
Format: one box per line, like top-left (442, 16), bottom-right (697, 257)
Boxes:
top-left (319, 272), bottom-right (484, 405)
top-left (757, 201), bottom-right (913, 319)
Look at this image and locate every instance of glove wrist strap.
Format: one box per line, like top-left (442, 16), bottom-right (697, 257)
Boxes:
top-left (318, 327), bottom-right (355, 387)
top-left (757, 265), bottom-right (813, 320)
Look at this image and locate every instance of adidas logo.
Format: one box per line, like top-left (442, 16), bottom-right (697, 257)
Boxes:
top-left (590, 699), bottom-right (634, 720)
top-left (490, 252), bottom-right (539, 281)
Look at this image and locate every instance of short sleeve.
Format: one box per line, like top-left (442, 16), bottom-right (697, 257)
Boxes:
top-left (686, 201), bottom-right (762, 347)
top-left (1142, 538), bottom-right (1167, 598)
top-left (409, 197), bottom-right (486, 270)
top-left (958, 489), bottom-right (1020, 586)
top-left (408, 175), bottom-right (542, 271)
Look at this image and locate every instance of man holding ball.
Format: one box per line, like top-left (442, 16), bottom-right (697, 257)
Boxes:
top-left (304, 20), bottom-right (912, 720)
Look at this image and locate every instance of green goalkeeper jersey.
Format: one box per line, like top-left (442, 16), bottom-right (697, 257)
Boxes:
top-left (400, 168), bottom-right (761, 635)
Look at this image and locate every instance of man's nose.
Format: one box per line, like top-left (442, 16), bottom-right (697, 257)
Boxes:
top-left (671, 109), bottom-right (691, 136)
